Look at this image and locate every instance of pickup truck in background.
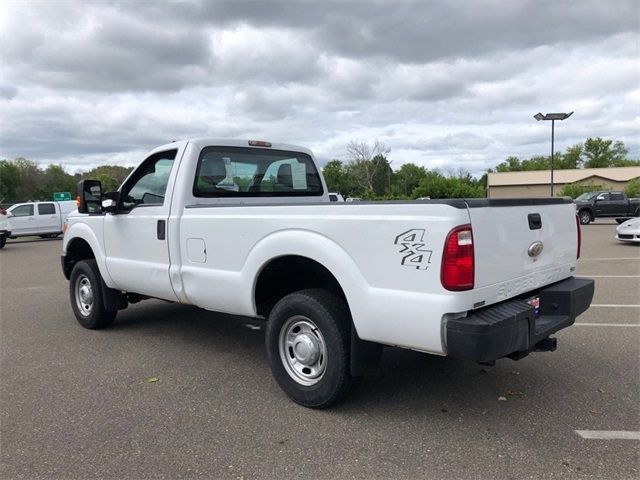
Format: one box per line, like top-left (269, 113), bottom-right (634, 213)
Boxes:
top-left (7, 201), bottom-right (77, 238)
top-left (0, 207), bottom-right (9, 249)
top-left (61, 138), bottom-right (594, 407)
top-left (574, 191), bottom-right (640, 224)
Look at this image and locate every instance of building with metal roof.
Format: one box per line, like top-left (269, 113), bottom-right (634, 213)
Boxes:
top-left (487, 166), bottom-right (640, 198)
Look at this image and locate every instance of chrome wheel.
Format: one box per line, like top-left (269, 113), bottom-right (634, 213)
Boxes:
top-left (279, 315), bottom-right (327, 386)
top-left (75, 274), bottom-right (94, 317)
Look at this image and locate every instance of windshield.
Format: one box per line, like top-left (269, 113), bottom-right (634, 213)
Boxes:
top-left (575, 192), bottom-right (598, 201)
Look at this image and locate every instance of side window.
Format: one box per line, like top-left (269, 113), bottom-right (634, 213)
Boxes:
top-left (610, 192), bottom-right (624, 201)
top-left (38, 203), bottom-right (56, 215)
top-left (11, 205), bottom-right (34, 217)
top-left (597, 193), bottom-right (610, 201)
top-left (120, 150), bottom-right (177, 212)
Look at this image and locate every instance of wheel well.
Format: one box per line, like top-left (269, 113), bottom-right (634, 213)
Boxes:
top-left (579, 208), bottom-right (592, 218)
top-left (63, 238), bottom-right (95, 279)
top-left (255, 256), bottom-right (347, 317)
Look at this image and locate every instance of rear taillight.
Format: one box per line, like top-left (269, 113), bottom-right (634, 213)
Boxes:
top-left (441, 224), bottom-right (474, 291)
top-left (575, 214), bottom-right (581, 259)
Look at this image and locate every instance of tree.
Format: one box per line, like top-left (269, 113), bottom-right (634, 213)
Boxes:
top-left (13, 158), bottom-right (43, 201)
top-left (394, 163), bottom-right (427, 196)
top-left (582, 137), bottom-right (615, 168)
top-left (81, 165), bottom-right (134, 192)
top-left (346, 140), bottom-right (391, 194)
top-left (412, 170), bottom-right (485, 199)
top-left (558, 143), bottom-right (583, 169)
top-left (0, 160), bottom-right (21, 202)
top-left (40, 164), bottom-right (76, 200)
top-left (495, 156), bottom-right (523, 172)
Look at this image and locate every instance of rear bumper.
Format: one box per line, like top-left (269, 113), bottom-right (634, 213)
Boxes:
top-left (445, 277), bottom-right (594, 363)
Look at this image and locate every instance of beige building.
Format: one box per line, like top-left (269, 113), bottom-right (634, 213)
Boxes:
top-left (487, 166), bottom-right (640, 198)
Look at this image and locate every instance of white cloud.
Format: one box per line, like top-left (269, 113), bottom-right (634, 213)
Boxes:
top-left (0, 0), bottom-right (638, 176)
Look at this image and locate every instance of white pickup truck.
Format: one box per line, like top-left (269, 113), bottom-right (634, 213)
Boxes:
top-left (8, 200), bottom-right (77, 238)
top-left (62, 139), bottom-right (594, 407)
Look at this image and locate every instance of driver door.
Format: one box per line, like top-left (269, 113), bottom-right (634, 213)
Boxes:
top-left (103, 149), bottom-right (179, 301)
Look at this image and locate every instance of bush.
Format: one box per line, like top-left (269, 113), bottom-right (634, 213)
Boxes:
top-left (557, 182), bottom-right (606, 199)
top-left (624, 178), bottom-right (640, 198)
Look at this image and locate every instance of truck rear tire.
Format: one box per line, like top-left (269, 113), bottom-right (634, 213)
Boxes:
top-left (578, 210), bottom-right (591, 225)
top-left (69, 259), bottom-right (117, 329)
top-left (265, 289), bottom-right (361, 408)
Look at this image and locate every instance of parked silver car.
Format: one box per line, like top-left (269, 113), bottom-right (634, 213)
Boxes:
top-left (615, 217), bottom-right (640, 244)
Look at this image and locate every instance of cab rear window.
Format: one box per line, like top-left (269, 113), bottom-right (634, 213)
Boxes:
top-left (193, 147), bottom-right (323, 197)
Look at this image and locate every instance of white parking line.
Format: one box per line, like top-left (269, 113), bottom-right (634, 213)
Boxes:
top-left (590, 304), bottom-right (640, 308)
top-left (575, 430), bottom-right (640, 440)
top-left (579, 257), bottom-right (640, 261)
top-left (574, 323), bottom-right (639, 327)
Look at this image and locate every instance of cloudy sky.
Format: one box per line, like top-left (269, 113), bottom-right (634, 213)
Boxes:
top-left (1, 0), bottom-right (638, 175)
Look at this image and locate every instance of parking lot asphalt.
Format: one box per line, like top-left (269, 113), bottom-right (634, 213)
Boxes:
top-left (1, 224), bottom-right (638, 479)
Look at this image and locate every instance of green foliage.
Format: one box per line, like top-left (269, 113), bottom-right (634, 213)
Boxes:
top-left (83, 165), bottom-right (134, 192)
top-left (624, 178), bottom-right (640, 198)
top-left (582, 137), bottom-right (631, 168)
top-left (557, 182), bottom-right (606, 199)
top-left (322, 160), bottom-right (361, 198)
top-left (395, 163), bottom-right (428, 196)
top-left (412, 170), bottom-right (486, 199)
top-left (494, 138), bottom-right (637, 173)
top-left (0, 160), bottom-right (21, 201)
top-left (0, 158), bottom-right (134, 203)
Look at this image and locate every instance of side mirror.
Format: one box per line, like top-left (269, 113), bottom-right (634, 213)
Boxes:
top-left (77, 179), bottom-right (103, 214)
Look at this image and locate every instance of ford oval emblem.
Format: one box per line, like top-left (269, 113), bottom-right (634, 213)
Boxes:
top-left (528, 241), bottom-right (544, 257)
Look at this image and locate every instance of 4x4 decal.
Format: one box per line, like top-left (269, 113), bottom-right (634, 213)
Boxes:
top-left (394, 229), bottom-right (432, 270)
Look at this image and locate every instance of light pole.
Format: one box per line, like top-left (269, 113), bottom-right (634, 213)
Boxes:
top-left (534, 111), bottom-right (573, 196)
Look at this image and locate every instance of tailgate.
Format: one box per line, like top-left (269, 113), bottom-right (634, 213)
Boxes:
top-left (467, 199), bottom-right (578, 293)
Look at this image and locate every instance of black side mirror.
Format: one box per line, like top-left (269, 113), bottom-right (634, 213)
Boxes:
top-left (77, 179), bottom-right (103, 214)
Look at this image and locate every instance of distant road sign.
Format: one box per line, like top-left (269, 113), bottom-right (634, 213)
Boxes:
top-left (53, 192), bottom-right (72, 201)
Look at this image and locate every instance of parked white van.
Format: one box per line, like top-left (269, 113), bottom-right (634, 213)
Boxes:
top-left (7, 201), bottom-right (77, 238)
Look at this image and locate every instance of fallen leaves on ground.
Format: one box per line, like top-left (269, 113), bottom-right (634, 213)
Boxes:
top-left (506, 390), bottom-right (524, 396)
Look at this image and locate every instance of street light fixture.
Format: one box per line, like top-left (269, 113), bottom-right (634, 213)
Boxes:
top-left (534, 111), bottom-right (574, 196)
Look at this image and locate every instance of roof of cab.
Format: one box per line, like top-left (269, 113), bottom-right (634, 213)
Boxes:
top-left (151, 138), bottom-right (314, 157)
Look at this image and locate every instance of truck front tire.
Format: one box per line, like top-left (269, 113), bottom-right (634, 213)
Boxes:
top-left (69, 259), bottom-right (117, 329)
top-left (578, 210), bottom-right (592, 225)
top-left (265, 289), bottom-right (361, 408)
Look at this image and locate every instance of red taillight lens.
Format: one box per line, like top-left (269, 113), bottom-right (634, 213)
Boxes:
top-left (575, 214), bottom-right (581, 259)
top-left (441, 225), bottom-right (474, 291)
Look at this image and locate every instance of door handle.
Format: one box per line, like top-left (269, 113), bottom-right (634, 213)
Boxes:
top-left (157, 220), bottom-right (166, 240)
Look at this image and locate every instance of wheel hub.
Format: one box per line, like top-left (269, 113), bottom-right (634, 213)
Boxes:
top-left (79, 285), bottom-right (93, 304)
top-left (75, 275), bottom-right (94, 316)
top-left (278, 316), bottom-right (327, 386)
top-left (292, 333), bottom-right (320, 366)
